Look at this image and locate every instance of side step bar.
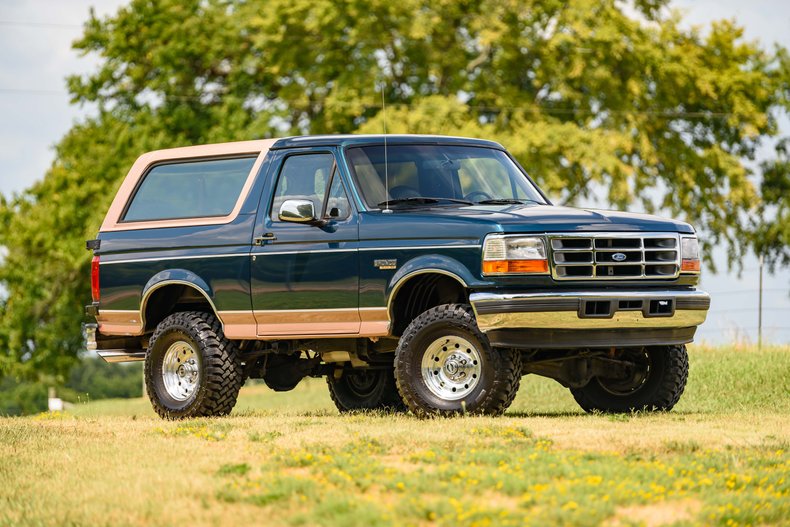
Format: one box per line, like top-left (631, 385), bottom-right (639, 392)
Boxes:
top-left (97, 350), bottom-right (146, 363)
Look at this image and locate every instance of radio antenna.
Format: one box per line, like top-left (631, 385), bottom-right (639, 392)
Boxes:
top-left (380, 82), bottom-right (392, 213)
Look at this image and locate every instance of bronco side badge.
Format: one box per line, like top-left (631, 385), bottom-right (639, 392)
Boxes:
top-left (374, 258), bottom-right (397, 270)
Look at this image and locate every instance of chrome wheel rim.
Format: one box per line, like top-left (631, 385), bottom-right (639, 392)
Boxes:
top-left (161, 340), bottom-right (200, 402)
top-left (421, 335), bottom-right (482, 401)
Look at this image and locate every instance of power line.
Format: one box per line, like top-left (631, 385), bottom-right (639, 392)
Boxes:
top-left (696, 326), bottom-right (790, 331)
top-left (0, 88), bottom-right (64, 95)
top-left (706, 288), bottom-right (789, 296)
top-left (708, 307), bottom-right (790, 314)
top-left (0, 88), bottom-right (757, 120)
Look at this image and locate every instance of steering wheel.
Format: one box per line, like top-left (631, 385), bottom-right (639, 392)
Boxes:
top-left (464, 191), bottom-right (493, 203)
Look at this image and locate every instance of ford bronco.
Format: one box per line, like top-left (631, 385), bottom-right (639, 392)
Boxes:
top-left (84, 135), bottom-right (709, 419)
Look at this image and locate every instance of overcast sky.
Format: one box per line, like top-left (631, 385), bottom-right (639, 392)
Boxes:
top-left (0, 0), bottom-right (788, 344)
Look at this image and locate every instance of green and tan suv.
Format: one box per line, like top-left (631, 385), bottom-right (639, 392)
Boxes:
top-left (84, 135), bottom-right (709, 419)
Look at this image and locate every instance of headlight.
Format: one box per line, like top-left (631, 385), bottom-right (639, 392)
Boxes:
top-left (680, 236), bottom-right (701, 273)
top-left (482, 235), bottom-right (549, 275)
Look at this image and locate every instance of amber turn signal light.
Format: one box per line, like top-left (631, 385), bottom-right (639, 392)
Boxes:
top-left (482, 259), bottom-right (549, 274)
top-left (681, 259), bottom-right (700, 272)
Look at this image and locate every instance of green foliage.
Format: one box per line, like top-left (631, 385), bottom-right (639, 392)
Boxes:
top-left (65, 357), bottom-right (143, 401)
top-left (0, 358), bottom-right (141, 415)
top-left (0, 116), bottom-right (172, 379)
top-left (1, 0), bottom-right (789, 379)
top-left (0, 377), bottom-right (47, 416)
top-left (754, 138), bottom-right (790, 271)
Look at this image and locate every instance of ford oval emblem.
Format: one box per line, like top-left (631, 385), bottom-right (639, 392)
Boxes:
top-left (612, 252), bottom-right (627, 262)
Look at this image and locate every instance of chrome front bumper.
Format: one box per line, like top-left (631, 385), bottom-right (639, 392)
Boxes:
top-left (470, 289), bottom-right (710, 332)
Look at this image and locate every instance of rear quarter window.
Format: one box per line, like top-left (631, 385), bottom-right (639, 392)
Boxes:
top-left (123, 156), bottom-right (257, 222)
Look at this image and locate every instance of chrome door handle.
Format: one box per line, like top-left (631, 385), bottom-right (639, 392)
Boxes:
top-left (253, 233), bottom-right (277, 246)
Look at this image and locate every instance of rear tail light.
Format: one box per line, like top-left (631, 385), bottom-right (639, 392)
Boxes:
top-left (91, 255), bottom-right (100, 302)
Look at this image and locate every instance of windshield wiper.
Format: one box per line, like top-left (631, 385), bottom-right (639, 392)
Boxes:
top-left (476, 198), bottom-right (542, 205)
top-left (378, 197), bottom-right (473, 208)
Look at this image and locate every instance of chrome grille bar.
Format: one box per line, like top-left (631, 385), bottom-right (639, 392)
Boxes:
top-left (549, 233), bottom-right (680, 280)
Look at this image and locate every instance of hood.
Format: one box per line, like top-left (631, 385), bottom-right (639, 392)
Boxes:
top-left (382, 204), bottom-right (694, 234)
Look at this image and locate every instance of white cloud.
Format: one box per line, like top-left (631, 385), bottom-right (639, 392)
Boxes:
top-left (0, 0), bottom-right (125, 196)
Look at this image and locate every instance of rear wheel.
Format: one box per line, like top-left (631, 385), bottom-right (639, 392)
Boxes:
top-left (145, 311), bottom-right (243, 419)
top-left (327, 367), bottom-right (406, 412)
top-left (394, 304), bottom-right (521, 416)
top-left (570, 345), bottom-right (688, 413)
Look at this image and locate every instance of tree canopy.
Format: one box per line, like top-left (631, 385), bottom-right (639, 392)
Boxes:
top-left (1, 0), bottom-right (788, 378)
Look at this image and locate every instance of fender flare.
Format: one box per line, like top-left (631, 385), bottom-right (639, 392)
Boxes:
top-left (385, 254), bottom-right (476, 321)
top-left (140, 270), bottom-right (220, 330)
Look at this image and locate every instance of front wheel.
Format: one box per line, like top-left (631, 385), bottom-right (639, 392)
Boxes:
top-left (570, 345), bottom-right (689, 413)
top-left (145, 311), bottom-right (243, 419)
top-left (394, 304), bottom-right (522, 416)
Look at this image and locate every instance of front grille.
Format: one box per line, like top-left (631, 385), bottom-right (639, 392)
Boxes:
top-left (549, 233), bottom-right (680, 280)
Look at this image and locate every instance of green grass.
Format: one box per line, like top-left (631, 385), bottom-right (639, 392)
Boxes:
top-left (1, 345), bottom-right (788, 526)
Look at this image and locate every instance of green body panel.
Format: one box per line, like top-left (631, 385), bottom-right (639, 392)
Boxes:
top-left (93, 135), bottom-right (700, 333)
top-left (98, 214), bottom-right (256, 313)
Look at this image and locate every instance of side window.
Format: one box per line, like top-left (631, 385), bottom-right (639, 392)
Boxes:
top-left (123, 156), bottom-right (257, 222)
top-left (271, 153), bottom-right (351, 221)
top-left (271, 153), bottom-right (335, 220)
top-left (324, 171), bottom-right (351, 220)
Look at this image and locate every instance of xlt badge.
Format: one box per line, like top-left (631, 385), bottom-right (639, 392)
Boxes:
top-left (374, 258), bottom-right (397, 270)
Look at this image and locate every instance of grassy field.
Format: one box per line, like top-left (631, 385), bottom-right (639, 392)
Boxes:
top-left (1, 345), bottom-right (788, 527)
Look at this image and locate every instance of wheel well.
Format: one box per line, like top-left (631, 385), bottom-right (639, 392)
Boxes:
top-left (390, 273), bottom-right (468, 336)
top-left (143, 284), bottom-right (215, 332)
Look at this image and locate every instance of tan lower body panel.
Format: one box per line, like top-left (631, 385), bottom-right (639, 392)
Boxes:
top-left (219, 311), bottom-right (259, 340)
top-left (251, 307), bottom-right (389, 338)
top-left (96, 310), bottom-right (143, 336)
top-left (359, 307), bottom-right (390, 336)
top-left (97, 307), bottom-right (390, 340)
top-left (96, 309), bottom-right (260, 339)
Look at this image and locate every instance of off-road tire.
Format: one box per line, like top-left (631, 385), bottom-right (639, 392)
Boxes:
top-left (327, 367), bottom-right (406, 412)
top-left (145, 311), bottom-right (243, 419)
top-left (570, 345), bottom-right (689, 413)
top-left (394, 304), bottom-right (521, 417)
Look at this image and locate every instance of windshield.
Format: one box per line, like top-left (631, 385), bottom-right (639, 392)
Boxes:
top-left (345, 144), bottom-right (546, 209)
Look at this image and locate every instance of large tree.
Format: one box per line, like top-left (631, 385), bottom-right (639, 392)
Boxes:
top-left (1, 0), bottom-right (788, 378)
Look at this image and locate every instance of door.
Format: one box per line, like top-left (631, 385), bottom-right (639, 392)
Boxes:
top-left (251, 150), bottom-right (360, 336)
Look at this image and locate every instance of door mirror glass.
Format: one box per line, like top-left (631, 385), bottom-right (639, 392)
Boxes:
top-left (278, 199), bottom-right (316, 223)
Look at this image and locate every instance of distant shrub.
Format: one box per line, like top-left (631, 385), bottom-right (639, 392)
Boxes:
top-left (0, 357), bottom-right (142, 415)
top-left (66, 357), bottom-right (143, 401)
top-left (0, 377), bottom-right (48, 416)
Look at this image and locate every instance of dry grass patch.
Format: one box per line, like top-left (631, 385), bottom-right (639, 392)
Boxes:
top-left (1, 345), bottom-right (789, 526)
top-left (606, 498), bottom-right (703, 527)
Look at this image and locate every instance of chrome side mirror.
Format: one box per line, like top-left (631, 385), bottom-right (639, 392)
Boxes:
top-left (279, 199), bottom-right (316, 223)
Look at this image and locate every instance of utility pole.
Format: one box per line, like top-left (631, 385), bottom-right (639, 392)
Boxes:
top-left (758, 254), bottom-right (764, 351)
